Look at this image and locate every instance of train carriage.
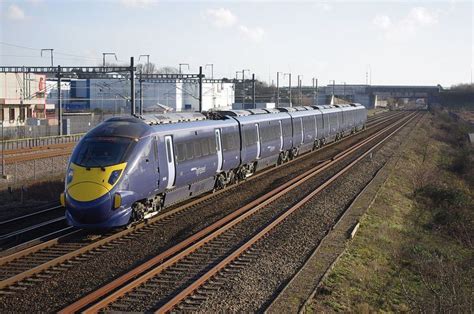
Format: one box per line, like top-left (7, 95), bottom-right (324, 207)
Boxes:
top-left (62, 104), bottom-right (367, 229)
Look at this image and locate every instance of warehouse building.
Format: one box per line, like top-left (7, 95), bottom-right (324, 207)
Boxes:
top-left (0, 73), bottom-right (47, 127)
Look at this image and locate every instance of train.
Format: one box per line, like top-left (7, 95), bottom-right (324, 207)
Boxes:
top-left (61, 104), bottom-right (367, 228)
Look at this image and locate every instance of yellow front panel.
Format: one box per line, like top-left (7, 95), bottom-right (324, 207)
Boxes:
top-left (66, 162), bottom-right (127, 202)
top-left (68, 182), bottom-right (109, 202)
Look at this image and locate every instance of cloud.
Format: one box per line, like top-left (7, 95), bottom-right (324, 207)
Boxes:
top-left (408, 7), bottom-right (439, 26)
top-left (239, 25), bottom-right (265, 43)
top-left (314, 3), bottom-right (332, 12)
top-left (373, 14), bottom-right (391, 29)
top-left (120, 0), bottom-right (155, 8)
top-left (7, 4), bottom-right (25, 20)
top-left (206, 8), bottom-right (237, 28)
top-left (373, 6), bottom-right (439, 41)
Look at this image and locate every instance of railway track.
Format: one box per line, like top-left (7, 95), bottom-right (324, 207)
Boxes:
top-left (59, 111), bottom-right (419, 312)
top-left (266, 112), bottom-right (426, 313)
top-left (0, 110), bottom-right (405, 295)
top-left (0, 204), bottom-right (70, 252)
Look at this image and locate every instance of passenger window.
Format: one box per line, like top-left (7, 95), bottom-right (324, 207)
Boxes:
top-left (209, 138), bottom-right (217, 154)
top-left (194, 141), bottom-right (202, 158)
top-left (201, 139), bottom-right (210, 156)
top-left (176, 143), bottom-right (186, 162)
top-left (186, 142), bottom-right (194, 160)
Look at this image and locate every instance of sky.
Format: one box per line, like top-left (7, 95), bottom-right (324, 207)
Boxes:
top-left (0, 0), bottom-right (472, 87)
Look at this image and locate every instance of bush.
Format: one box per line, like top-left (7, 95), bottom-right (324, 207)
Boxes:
top-left (415, 185), bottom-right (473, 247)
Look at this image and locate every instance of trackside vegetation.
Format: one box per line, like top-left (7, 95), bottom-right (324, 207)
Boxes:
top-left (308, 110), bottom-right (473, 312)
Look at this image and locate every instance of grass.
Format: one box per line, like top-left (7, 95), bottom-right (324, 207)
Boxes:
top-left (309, 111), bottom-right (474, 312)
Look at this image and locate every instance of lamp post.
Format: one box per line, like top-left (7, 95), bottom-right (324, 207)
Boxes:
top-left (102, 52), bottom-right (117, 67)
top-left (179, 63), bottom-right (190, 74)
top-left (41, 49), bottom-right (54, 66)
top-left (205, 64), bottom-right (214, 79)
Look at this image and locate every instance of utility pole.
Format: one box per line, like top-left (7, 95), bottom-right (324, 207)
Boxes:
top-left (41, 49), bottom-right (54, 66)
top-left (252, 73), bottom-right (256, 108)
top-left (102, 52), bottom-right (117, 67)
top-left (179, 63), bottom-right (190, 74)
top-left (139, 72), bottom-right (143, 115)
top-left (205, 64), bottom-right (214, 79)
top-left (57, 65), bottom-right (62, 135)
top-left (198, 66), bottom-right (203, 112)
top-left (312, 78), bottom-right (316, 106)
top-left (130, 57), bottom-right (136, 115)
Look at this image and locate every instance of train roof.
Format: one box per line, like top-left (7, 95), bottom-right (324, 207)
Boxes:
top-left (87, 116), bottom-right (152, 139)
top-left (136, 112), bottom-right (207, 124)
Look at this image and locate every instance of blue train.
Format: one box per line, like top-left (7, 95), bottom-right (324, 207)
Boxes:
top-left (61, 104), bottom-right (367, 228)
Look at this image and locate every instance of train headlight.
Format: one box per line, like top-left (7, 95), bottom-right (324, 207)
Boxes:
top-left (113, 193), bottom-right (122, 209)
top-left (60, 192), bottom-right (65, 207)
top-left (108, 170), bottom-right (122, 185)
top-left (66, 168), bottom-right (74, 184)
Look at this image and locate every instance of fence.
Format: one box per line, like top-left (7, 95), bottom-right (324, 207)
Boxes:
top-left (0, 155), bottom-right (67, 189)
top-left (0, 113), bottom-right (130, 150)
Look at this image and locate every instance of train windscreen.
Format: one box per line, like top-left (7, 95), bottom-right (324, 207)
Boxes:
top-left (71, 137), bottom-right (136, 168)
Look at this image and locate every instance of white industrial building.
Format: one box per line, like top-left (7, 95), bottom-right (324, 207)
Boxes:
top-left (56, 78), bottom-right (235, 113)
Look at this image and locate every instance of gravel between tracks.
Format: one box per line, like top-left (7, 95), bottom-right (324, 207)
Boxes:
top-left (191, 115), bottom-right (417, 312)
top-left (0, 114), bottom-right (404, 312)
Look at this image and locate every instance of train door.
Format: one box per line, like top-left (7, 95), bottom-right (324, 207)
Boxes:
top-left (164, 135), bottom-right (175, 189)
top-left (299, 118), bottom-right (304, 144)
top-left (215, 129), bottom-right (223, 172)
top-left (153, 136), bottom-right (160, 191)
top-left (279, 120), bottom-right (283, 151)
top-left (255, 123), bottom-right (261, 159)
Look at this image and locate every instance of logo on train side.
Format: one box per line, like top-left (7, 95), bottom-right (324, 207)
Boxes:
top-left (191, 166), bottom-right (206, 175)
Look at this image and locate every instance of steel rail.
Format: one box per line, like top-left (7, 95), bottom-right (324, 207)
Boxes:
top-left (0, 216), bottom-right (66, 242)
top-left (60, 112), bottom-right (416, 313)
top-left (0, 205), bottom-right (63, 228)
top-left (156, 112), bottom-right (420, 313)
top-left (0, 111), bottom-right (405, 292)
top-left (0, 226), bottom-right (78, 259)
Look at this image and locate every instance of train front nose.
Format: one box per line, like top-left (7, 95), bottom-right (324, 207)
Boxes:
top-left (65, 182), bottom-right (114, 225)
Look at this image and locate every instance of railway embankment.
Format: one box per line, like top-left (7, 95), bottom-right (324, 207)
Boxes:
top-left (307, 110), bottom-right (473, 312)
